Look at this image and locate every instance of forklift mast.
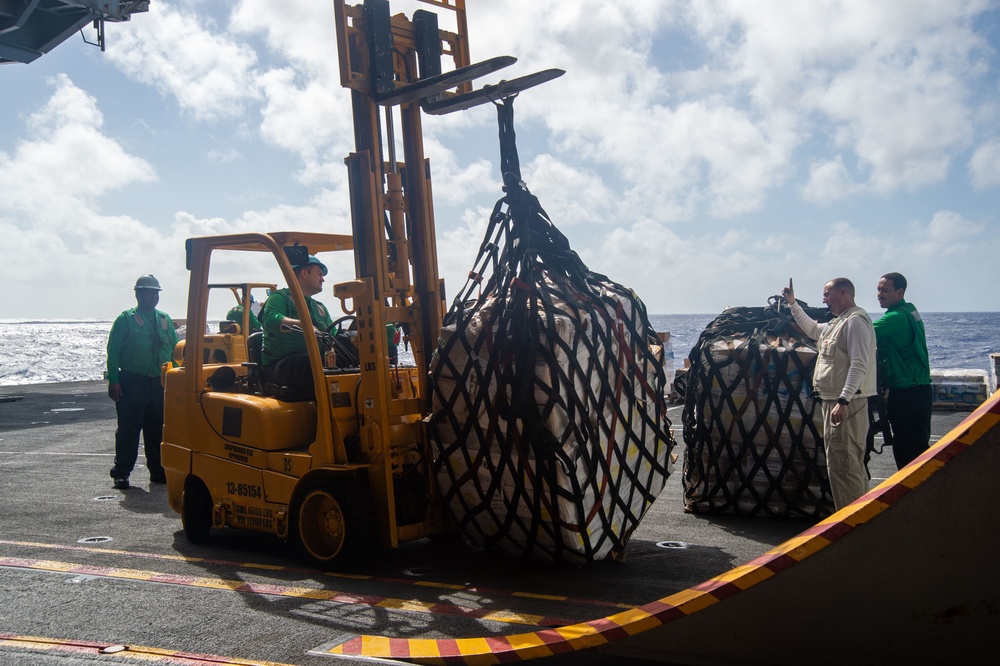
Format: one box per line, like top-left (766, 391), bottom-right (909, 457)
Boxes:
top-left (333, 0), bottom-right (472, 404)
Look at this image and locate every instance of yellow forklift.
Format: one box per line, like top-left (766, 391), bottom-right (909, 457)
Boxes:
top-left (161, 0), bottom-right (561, 565)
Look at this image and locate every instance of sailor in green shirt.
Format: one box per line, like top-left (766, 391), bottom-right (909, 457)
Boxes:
top-left (260, 255), bottom-right (334, 396)
top-left (226, 295), bottom-right (262, 333)
top-left (873, 272), bottom-right (932, 469)
top-left (106, 274), bottom-right (179, 490)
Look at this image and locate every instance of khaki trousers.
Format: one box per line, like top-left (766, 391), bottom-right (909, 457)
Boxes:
top-left (821, 397), bottom-right (869, 511)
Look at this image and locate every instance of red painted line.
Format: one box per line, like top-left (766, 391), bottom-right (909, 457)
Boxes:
top-left (692, 578), bottom-right (741, 601)
top-left (586, 617), bottom-right (630, 642)
top-left (798, 519), bottom-right (851, 541)
top-left (484, 634), bottom-right (514, 654)
top-left (637, 599), bottom-right (685, 622)
top-left (437, 638), bottom-right (461, 658)
top-left (542, 632), bottom-right (578, 655)
top-left (752, 551), bottom-right (798, 573)
top-left (867, 482), bottom-right (910, 505)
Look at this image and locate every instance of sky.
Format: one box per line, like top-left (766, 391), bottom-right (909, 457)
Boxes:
top-left (2, 0), bottom-right (999, 320)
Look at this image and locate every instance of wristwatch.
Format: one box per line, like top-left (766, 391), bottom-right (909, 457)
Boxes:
top-left (837, 397), bottom-right (849, 406)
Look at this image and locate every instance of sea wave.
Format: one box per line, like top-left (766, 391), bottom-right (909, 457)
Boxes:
top-left (2, 313), bottom-right (997, 387)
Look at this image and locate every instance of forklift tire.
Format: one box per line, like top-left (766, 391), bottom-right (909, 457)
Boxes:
top-left (182, 478), bottom-right (213, 544)
top-left (295, 478), bottom-right (376, 566)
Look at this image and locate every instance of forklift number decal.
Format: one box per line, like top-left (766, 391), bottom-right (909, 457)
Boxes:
top-left (226, 482), bottom-right (262, 499)
top-left (233, 503), bottom-right (273, 529)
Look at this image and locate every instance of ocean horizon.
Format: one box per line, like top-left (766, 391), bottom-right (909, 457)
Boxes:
top-left (2, 312), bottom-right (998, 387)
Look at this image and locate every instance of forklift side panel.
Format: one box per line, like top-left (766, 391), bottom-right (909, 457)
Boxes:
top-left (200, 392), bottom-right (317, 452)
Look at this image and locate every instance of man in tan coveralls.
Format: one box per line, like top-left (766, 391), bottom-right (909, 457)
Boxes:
top-left (782, 277), bottom-right (877, 510)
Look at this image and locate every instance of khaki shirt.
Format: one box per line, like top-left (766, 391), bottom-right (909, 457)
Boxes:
top-left (790, 302), bottom-right (876, 402)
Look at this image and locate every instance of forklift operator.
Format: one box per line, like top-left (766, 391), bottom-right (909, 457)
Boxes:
top-left (259, 255), bottom-right (335, 394)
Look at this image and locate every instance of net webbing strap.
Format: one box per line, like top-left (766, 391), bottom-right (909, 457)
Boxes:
top-left (429, 98), bottom-right (673, 561)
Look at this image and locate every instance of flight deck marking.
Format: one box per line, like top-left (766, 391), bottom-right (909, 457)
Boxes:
top-left (0, 451), bottom-right (113, 456)
top-left (0, 556), bottom-right (577, 628)
top-left (315, 393), bottom-right (1000, 663)
top-left (0, 632), bottom-right (293, 665)
top-left (0, 538), bottom-right (630, 611)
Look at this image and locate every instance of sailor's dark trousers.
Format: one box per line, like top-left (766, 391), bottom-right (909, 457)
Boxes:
top-left (110, 371), bottom-right (165, 479)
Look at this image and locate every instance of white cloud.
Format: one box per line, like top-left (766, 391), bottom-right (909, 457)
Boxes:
top-left (105, 2), bottom-right (262, 121)
top-left (802, 156), bottom-right (861, 203)
top-left (435, 206), bottom-right (495, 303)
top-left (0, 75), bottom-right (156, 215)
top-left (0, 78), bottom-right (181, 316)
top-left (820, 221), bottom-right (881, 271)
top-left (915, 210), bottom-right (986, 257)
top-left (521, 155), bottom-right (613, 227)
top-left (810, 54), bottom-right (972, 193)
top-left (969, 139), bottom-right (1000, 189)
top-left (699, 0), bottom-right (987, 196)
top-left (256, 67), bottom-right (353, 185)
top-left (230, 0), bottom-right (339, 75)
top-left (208, 147), bottom-right (241, 163)
top-left (577, 218), bottom-right (803, 313)
top-left (421, 136), bottom-right (496, 206)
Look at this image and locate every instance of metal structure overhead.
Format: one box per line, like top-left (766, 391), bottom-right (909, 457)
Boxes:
top-left (0, 0), bottom-right (148, 64)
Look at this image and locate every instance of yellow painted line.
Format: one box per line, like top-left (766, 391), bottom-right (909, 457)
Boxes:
top-left (893, 457), bottom-right (946, 487)
top-left (512, 590), bottom-right (570, 602)
top-left (767, 532), bottom-right (830, 560)
top-left (504, 632), bottom-right (552, 652)
top-left (0, 557), bottom-right (552, 627)
top-left (0, 538), bottom-right (620, 610)
top-left (711, 562), bottom-right (775, 589)
top-left (376, 597), bottom-right (435, 612)
top-left (608, 608), bottom-right (661, 636)
top-left (0, 632), bottom-right (294, 665)
top-left (480, 609), bottom-right (544, 625)
top-left (554, 623), bottom-right (609, 647)
top-left (837, 498), bottom-right (888, 527)
top-left (663, 586), bottom-right (720, 614)
top-left (415, 580), bottom-right (467, 590)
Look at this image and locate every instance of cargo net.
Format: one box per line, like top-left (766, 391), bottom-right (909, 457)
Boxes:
top-left (681, 298), bottom-right (835, 518)
top-left (429, 98), bottom-right (675, 563)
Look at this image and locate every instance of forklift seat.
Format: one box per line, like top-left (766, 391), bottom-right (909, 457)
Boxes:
top-left (247, 332), bottom-right (314, 402)
top-left (247, 331), bottom-right (263, 364)
top-left (243, 332), bottom-right (264, 394)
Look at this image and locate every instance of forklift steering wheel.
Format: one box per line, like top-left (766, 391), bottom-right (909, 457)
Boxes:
top-left (330, 315), bottom-right (357, 335)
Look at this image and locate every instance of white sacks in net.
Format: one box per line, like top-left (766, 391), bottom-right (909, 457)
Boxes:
top-left (430, 280), bottom-right (673, 562)
top-left (683, 334), bottom-right (831, 516)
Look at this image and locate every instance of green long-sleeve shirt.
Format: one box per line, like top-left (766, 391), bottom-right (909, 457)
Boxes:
top-left (106, 307), bottom-right (178, 383)
top-left (260, 288), bottom-right (334, 366)
top-left (226, 305), bottom-right (262, 333)
top-left (872, 299), bottom-right (931, 389)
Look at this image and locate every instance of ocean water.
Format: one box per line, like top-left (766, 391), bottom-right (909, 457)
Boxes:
top-left (1, 313), bottom-right (998, 387)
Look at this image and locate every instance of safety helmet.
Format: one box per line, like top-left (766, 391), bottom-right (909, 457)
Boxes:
top-left (293, 255), bottom-right (328, 276)
top-left (134, 274), bottom-right (162, 291)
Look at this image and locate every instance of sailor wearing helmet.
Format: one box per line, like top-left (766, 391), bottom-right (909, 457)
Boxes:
top-left (106, 274), bottom-right (178, 490)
